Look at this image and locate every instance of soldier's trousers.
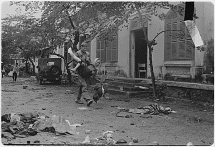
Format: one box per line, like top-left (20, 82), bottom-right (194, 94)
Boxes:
top-left (77, 75), bottom-right (92, 102)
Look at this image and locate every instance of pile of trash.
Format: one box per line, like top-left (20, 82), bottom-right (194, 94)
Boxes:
top-left (81, 131), bottom-right (140, 145)
top-left (116, 103), bottom-right (177, 116)
top-left (1, 112), bottom-right (80, 141)
top-left (81, 131), bottom-right (116, 145)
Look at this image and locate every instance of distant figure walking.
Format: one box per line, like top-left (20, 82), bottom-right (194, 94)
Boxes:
top-left (2, 65), bottom-right (5, 78)
top-left (12, 63), bottom-right (19, 81)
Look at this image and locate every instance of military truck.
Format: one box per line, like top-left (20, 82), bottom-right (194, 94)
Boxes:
top-left (38, 58), bottom-right (62, 85)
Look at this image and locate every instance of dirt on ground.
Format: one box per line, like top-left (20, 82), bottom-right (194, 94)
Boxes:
top-left (1, 77), bottom-right (214, 146)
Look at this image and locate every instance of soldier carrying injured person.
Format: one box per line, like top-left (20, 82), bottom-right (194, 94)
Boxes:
top-left (68, 42), bottom-right (101, 106)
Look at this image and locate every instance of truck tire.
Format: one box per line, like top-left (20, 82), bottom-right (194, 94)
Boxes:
top-left (39, 79), bottom-right (43, 85)
top-left (49, 65), bottom-right (61, 76)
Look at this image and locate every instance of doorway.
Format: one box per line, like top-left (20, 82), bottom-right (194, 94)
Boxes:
top-left (134, 29), bottom-right (147, 78)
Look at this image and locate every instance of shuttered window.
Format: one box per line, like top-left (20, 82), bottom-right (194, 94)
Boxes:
top-left (96, 35), bottom-right (118, 62)
top-left (164, 4), bottom-right (194, 61)
top-left (96, 39), bottom-right (106, 62)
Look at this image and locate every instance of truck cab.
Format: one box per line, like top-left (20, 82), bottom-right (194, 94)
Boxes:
top-left (38, 58), bottom-right (62, 85)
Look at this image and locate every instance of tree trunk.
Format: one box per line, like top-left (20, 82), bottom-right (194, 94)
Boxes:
top-left (148, 46), bottom-right (157, 99)
top-left (25, 59), bottom-right (28, 73)
top-left (141, 30), bottom-right (157, 100)
top-left (28, 57), bottom-right (35, 76)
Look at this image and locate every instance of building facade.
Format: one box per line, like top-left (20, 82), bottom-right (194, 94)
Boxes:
top-left (89, 2), bottom-right (214, 79)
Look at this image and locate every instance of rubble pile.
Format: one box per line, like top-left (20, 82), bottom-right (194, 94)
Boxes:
top-left (116, 103), bottom-right (177, 117)
top-left (1, 112), bottom-right (79, 141)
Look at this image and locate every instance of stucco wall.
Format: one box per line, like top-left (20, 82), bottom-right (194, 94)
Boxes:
top-left (195, 2), bottom-right (214, 67)
top-left (90, 38), bottom-right (97, 63)
top-left (196, 2), bottom-right (214, 42)
top-left (117, 22), bottom-right (130, 76)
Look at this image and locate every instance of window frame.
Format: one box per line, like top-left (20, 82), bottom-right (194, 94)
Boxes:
top-left (164, 4), bottom-right (195, 61)
top-left (96, 34), bottom-right (118, 63)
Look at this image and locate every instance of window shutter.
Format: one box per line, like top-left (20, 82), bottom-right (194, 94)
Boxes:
top-left (179, 41), bottom-right (185, 58)
top-left (106, 36), bottom-right (118, 62)
top-left (96, 39), bottom-right (106, 62)
top-left (164, 3), bottom-right (194, 61)
top-left (96, 40), bottom-right (100, 59)
top-left (101, 50), bottom-right (106, 62)
top-left (165, 42), bottom-right (171, 60)
top-left (111, 36), bottom-right (118, 61)
top-left (179, 21), bottom-right (185, 41)
top-left (111, 49), bottom-right (117, 61)
top-left (96, 28), bottom-right (118, 62)
top-left (171, 42), bottom-right (177, 59)
top-left (96, 50), bottom-right (100, 59)
top-left (97, 40), bottom-right (100, 49)
top-left (106, 40), bottom-right (112, 62)
top-left (186, 40), bottom-right (194, 59)
top-left (165, 23), bottom-right (172, 60)
top-left (172, 22), bottom-right (177, 41)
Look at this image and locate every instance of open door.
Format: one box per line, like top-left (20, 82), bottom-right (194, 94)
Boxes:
top-left (134, 29), bottom-right (147, 78)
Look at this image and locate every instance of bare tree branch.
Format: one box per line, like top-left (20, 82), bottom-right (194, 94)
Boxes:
top-left (152, 30), bottom-right (183, 41)
top-left (50, 52), bottom-right (65, 59)
top-left (62, 4), bottom-right (75, 29)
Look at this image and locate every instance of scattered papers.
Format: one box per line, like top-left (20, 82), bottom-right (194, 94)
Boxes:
top-left (134, 86), bottom-right (149, 90)
top-left (78, 107), bottom-right (88, 110)
top-left (82, 135), bottom-right (90, 144)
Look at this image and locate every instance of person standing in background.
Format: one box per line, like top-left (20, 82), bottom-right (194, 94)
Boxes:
top-left (2, 65), bottom-right (5, 78)
top-left (12, 63), bottom-right (19, 81)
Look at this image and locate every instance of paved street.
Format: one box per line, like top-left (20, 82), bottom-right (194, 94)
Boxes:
top-left (1, 77), bottom-right (214, 145)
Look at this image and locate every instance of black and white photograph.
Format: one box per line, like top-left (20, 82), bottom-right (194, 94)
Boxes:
top-left (1, 1), bottom-right (214, 146)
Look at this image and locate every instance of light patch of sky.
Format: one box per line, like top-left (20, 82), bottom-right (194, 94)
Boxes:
top-left (1, 1), bottom-right (43, 19)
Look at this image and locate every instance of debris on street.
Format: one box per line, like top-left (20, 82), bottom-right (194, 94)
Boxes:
top-left (82, 135), bottom-right (90, 144)
top-left (78, 107), bottom-right (88, 110)
top-left (116, 103), bottom-right (176, 117)
top-left (132, 138), bottom-right (138, 143)
top-left (187, 142), bottom-right (194, 146)
top-left (23, 86), bottom-right (28, 89)
top-left (80, 130), bottom-right (116, 145)
top-left (1, 112), bottom-right (80, 141)
top-left (85, 129), bottom-right (91, 134)
top-left (149, 141), bottom-right (159, 145)
top-left (116, 139), bottom-right (127, 144)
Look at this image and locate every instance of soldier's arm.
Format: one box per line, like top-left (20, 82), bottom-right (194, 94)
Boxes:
top-left (86, 52), bottom-right (91, 64)
top-left (68, 48), bottom-right (81, 62)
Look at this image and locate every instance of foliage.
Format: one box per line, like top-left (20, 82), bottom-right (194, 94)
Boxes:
top-left (9, 2), bottom-right (176, 44)
top-left (4, 2), bottom-right (179, 57)
top-left (156, 84), bottom-right (167, 101)
top-left (3, 64), bottom-right (13, 74)
top-left (194, 69), bottom-right (203, 83)
top-left (2, 15), bottom-right (43, 56)
top-left (166, 86), bottom-right (214, 103)
top-left (164, 73), bottom-right (173, 80)
top-left (204, 38), bottom-right (214, 73)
